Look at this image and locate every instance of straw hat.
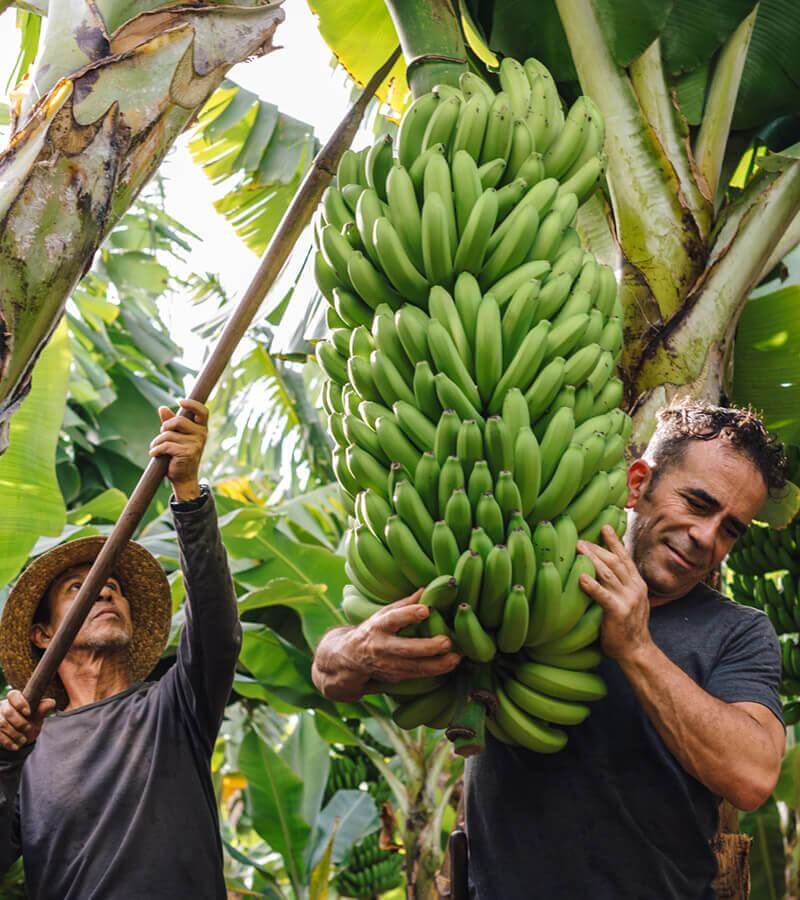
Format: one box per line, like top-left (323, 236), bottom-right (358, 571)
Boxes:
top-left (0, 537), bottom-right (172, 708)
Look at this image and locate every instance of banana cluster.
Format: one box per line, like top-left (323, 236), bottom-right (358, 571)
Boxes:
top-left (334, 832), bottom-right (403, 899)
top-left (726, 523), bottom-right (800, 576)
top-left (729, 572), bottom-right (800, 635)
top-left (314, 57), bottom-right (628, 754)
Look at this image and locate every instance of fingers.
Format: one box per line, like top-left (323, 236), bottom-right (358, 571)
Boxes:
top-left (383, 634), bottom-right (453, 658)
top-left (579, 573), bottom-right (614, 610)
top-left (0, 709), bottom-right (29, 749)
top-left (34, 699), bottom-right (56, 723)
top-left (1, 703), bottom-right (31, 735)
top-left (158, 415), bottom-right (206, 437)
top-left (6, 690), bottom-right (31, 718)
top-left (374, 599), bottom-right (428, 634)
top-left (179, 399), bottom-right (209, 425)
top-left (373, 652), bottom-right (462, 683)
top-left (577, 540), bottom-right (625, 583)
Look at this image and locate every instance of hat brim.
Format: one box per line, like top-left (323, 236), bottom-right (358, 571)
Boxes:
top-left (0, 537), bottom-right (172, 708)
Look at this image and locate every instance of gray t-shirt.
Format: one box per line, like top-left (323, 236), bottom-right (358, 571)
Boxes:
top-left (0, 487), bottom-right (241, 899)
top-left (466, 582), bottom-right (783, 899)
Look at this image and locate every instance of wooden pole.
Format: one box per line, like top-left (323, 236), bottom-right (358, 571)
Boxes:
top-left (23, 46), bottom-right (402, 707)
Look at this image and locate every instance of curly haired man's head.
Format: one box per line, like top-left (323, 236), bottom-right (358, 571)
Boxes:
top-left (625, 400), bottom-right (785, 603)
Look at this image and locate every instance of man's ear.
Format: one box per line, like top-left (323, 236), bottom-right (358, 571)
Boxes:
top-left (626, 459), bottom-right (653, 509)
top-left (30, 623), bottom-right (51, 651)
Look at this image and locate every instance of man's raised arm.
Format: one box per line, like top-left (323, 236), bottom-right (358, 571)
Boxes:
top-left (150, 399), bottom-right (241, 749)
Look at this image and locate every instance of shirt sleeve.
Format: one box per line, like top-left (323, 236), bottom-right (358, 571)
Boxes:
top-left (0, 749), bottom-right (29, 874)
top-left (704, 609), bottom-right (784, 726)
top-left (165, 486), bottom-right (242, 754)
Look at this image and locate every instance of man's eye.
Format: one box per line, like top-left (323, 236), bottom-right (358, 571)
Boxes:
top-left (687, 497), bottom-right (705, 511)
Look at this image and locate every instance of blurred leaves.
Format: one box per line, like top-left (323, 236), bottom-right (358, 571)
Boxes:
top-left (190, 80), bottom-right (319, 255)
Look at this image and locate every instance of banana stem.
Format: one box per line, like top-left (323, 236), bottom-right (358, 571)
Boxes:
top-left (694, 6), bottom-right (759, 207)
top-left (446, 664), bottom-right (493, 756)
top-left (629, 38), bottom-right (712, 238)
top-left (382, 0), bottom-right (467, 98)
top-left (554, 0), bottom-right (704, 322)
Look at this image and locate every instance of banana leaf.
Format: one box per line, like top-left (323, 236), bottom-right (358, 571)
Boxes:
top-left (740, 797), bottom-right (786, 900)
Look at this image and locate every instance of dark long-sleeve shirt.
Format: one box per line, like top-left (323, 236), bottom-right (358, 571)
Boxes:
top-left (0, 486), bottom-right (241, 899)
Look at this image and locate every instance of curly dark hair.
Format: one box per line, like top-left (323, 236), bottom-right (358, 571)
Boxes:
top-left (645, 399), bottom-right (787, 497)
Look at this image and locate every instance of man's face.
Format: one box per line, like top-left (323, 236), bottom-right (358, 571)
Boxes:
top-left (31, 563), bottom-right (133, 653)
top-left (625, 439), bottom-right (767, 603)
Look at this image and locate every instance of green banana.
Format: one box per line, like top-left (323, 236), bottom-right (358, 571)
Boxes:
top-left (525, 357), bottom-right (566, 421)
top-left (514, 661), bottom-right (606, 702)
top-left (397, 92), bottom-right (441, 168)
top-left (413, 453), bottom-right (440, 521)
top-left (526, 560), bottom-right (563, 645)
top-left (434, 408), bottom-right (461, 466)
top-left (394, 479), bottom-right (436, 555)
top-left (365, 134), bottom-right (393, 201)
top-left (344, 415), bottom-right (387, 464)
top-left (342, 585), bottom-right (386, 624)
top-left (423, 152), bottom-right (458, 249)
top-left (454, 272), bottom-right (482, 352)
top-left (429, 286), bottom-right (471, 366)
top-left (453, 187), bottom-right (499, 276)
top-left (554, 514), bottom-right (578, 583)
top-left (508, 527), bottom-right (537, 597)
top-left (432, 520), bottom-right (460, 573)
top-left (467, 460), bottom-right (494, 508)
top-left (496, 471), bottom-right (523, 524)
top-left (421, 191), bottom-right (454, 285)
top-left (421, 94), bottom-right (461, 155)
top-left (533, 520), bottom-right (559, 566)
top-left (347, 444), bottom-right (390, 500)
top-left (455, 603), bottom-right (496, 662)
top-left (528, 643), bottom-right (603, 671)
top-left (497, 584), bottom-right (530, 653)
top-left (359, 490), bottom-right (394, 543)
top-left (385, 515), bottom-right (437, 587)
top-left (316, 341), bottom-right (348, 384)
top-left (457, 419), bottom-right (484, 479)
top-left (439, 455), bottom-right (466, 515)
top-left (373, 217), bottom-right (430, 306)
top-left (445, 489), bottom-right (473, 550)
top-left (394, 400), bottom-right (436, 452)
top-left (551, 554), bottom-right (595, 640)
top-left (469, 526), bottom-right (494, 561)
top-left (479, 544), bottom-right (513, 629)
top-left (429, 320), bottom-right (482, 409)
top-left (537, 603), bottom-right (604, 654)
top-left (488, 260), bottom-right (551, 306)
top-left (485, 416), bottom-right (514, 478)
top-left (479, 205), bottom-right (539, 290)
top-left (356, 526), bottom-right (415, 596)
top-left (565, 471), bottom-right (611, 532)
top-left (420, 574), bottom-right (459, 611)
top-left (386, 163), bottom-right (424, 270)
top-left (505, 120), bottom-right (534, 182)
top-left (480, 92), bottom-right (514, 165)
top-left (503, 676), bottom-right (590, 725)
top-left (393, 682), bottom-right (457, 730)
top-left (452, 96), bottom-right (490, 162)
top-left (501, 282), bottom-right (541, 365)
top-left (476, 491), bottom-right (505, 544)
top-left (372, 313), bottom-right (414, 384)
top-left (371, 350), bottom-right (415, 408)
top-left (494, 685), bottom-right (567, 754)
top-left (455, 549), bottom-right (483, 609)
top-left (475, 294), bottom-right (503, 403)
top-left (395, 306), bottom-right (432, 366)
top-left (488, 319), bottom-right (551, 413)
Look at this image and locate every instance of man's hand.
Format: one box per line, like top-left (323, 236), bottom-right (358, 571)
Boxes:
top-left (149, 398), bottom-right (209, 501)
top-left (0, 690), bottom-right (56, 752)
top-left (312, 592), bottom-right (461, 701)
top-left (576, 524), bottom-right (652, 661)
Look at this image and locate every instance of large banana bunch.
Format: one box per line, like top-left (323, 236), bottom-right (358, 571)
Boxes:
top-left (334, 832), bottom-right (404, 899)
top-left (314, 57), bottom-right (628, 755)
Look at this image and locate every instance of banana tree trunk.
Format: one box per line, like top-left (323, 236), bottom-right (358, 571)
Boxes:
top-left (554, 0), bottom-right (800, 449)
top-left (382, 0), bottom-right (467, 98)
top-left (0, 0), bottom-right (285, 450)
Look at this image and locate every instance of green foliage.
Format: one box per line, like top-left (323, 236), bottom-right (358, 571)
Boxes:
top-left (190, 80), bottom-right (319, 256)
top-left (0, 321), bottom-right (70, 587)
top-left (741, 797), bottom-right (786, 900)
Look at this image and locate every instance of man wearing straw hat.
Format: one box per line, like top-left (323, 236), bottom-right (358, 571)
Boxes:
top-left (0, 398), bottom-right (240, 899)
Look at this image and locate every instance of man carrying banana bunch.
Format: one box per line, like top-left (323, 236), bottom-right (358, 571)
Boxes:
top-left (314, 401), bottom-right (785, 898)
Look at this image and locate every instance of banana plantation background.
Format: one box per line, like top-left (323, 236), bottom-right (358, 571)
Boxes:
top-left (1, 0), bottom-right (800, 897)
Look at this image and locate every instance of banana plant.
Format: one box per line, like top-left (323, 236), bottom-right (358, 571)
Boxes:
top-left (304, 0), bottom-right (800, 451)
top-left (0, 0), bottom-right (285, 450)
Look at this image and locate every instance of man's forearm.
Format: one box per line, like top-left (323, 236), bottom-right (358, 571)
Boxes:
top-left (312, 627), bottom-right (370, 702)
top-left (619, 642), bottom-right (779, 810)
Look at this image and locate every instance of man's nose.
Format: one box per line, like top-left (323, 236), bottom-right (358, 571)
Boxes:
top-left (688, 519), bottom-right (717, 553)
top-left (98, 585), bottom-right (114, 601)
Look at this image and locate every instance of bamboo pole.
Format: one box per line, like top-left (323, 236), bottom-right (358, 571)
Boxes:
top-left (23, 45), bottom-right (402, 707)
